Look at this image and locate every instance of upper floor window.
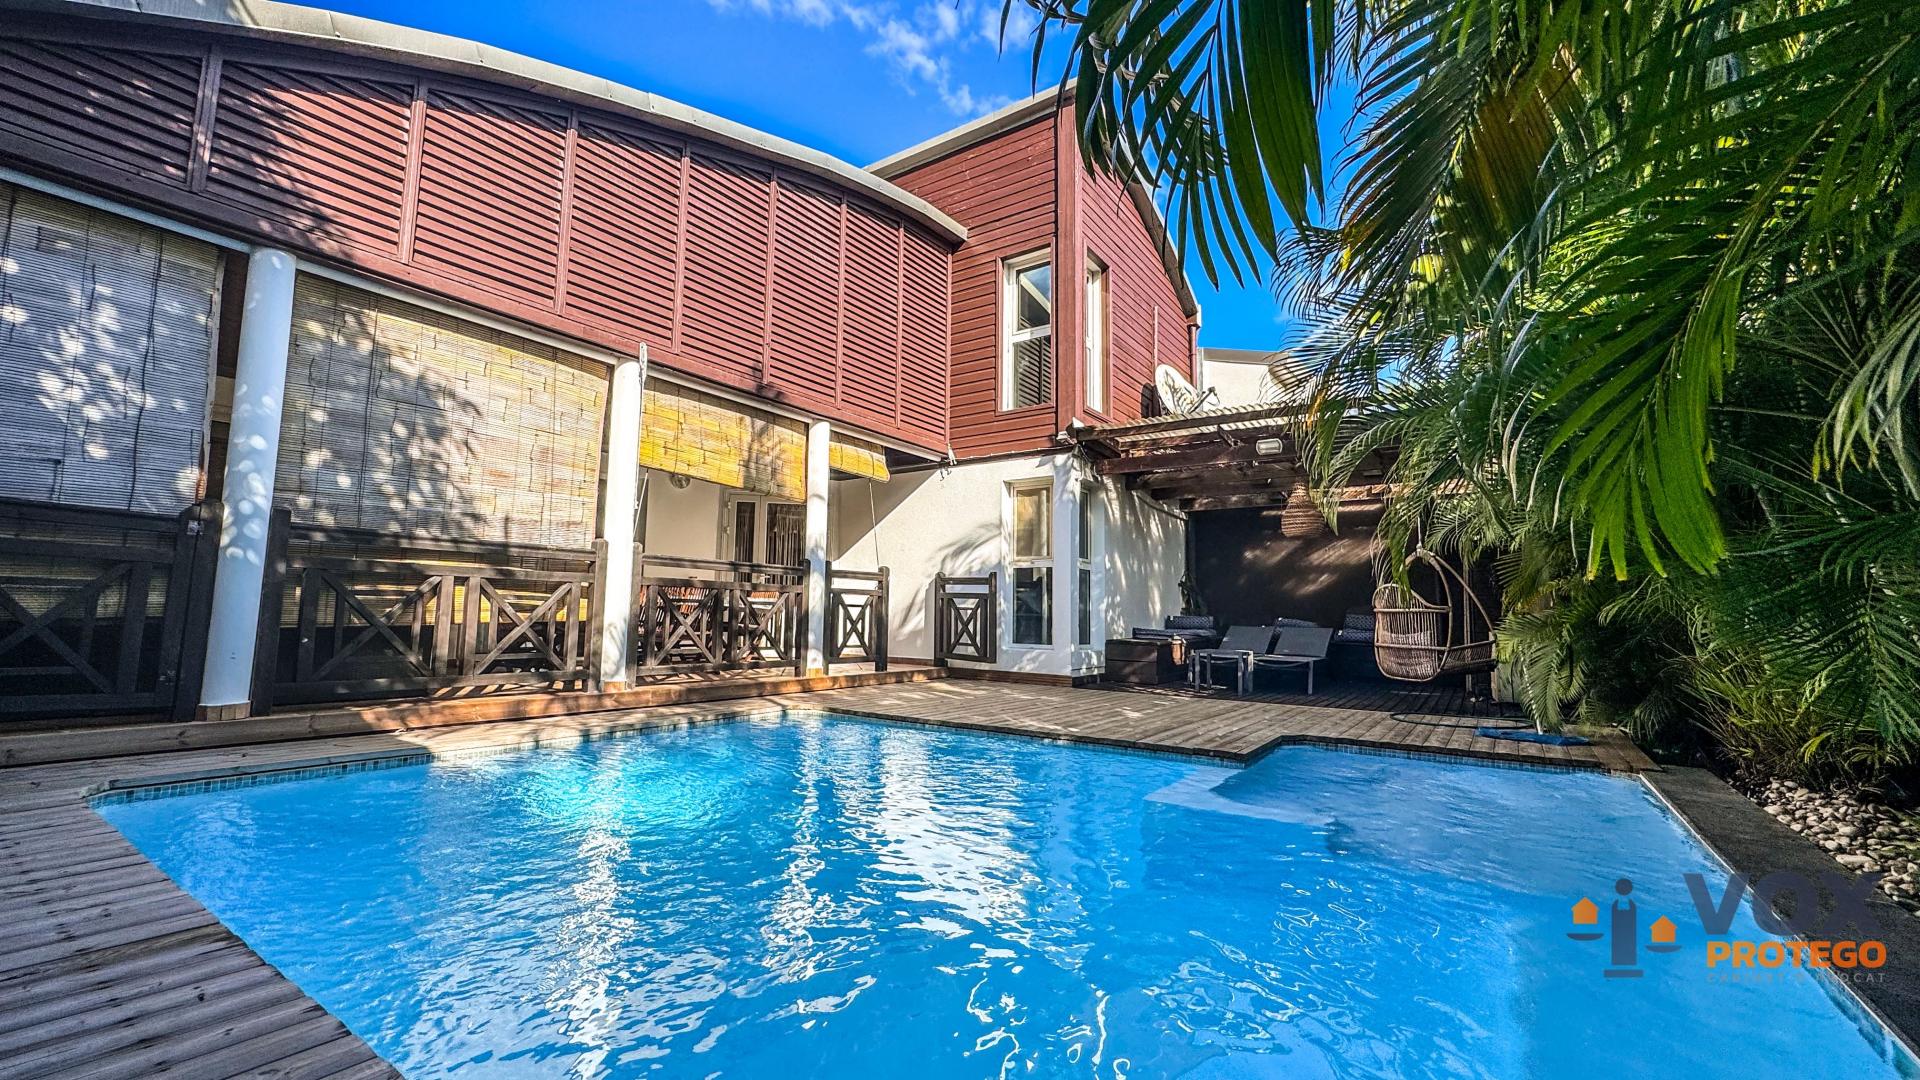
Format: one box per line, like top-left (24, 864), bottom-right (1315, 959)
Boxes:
top-left (1084, 260), bottom-right (1108, 413)
top-left (1002, 251), bottom-right (1052, 410)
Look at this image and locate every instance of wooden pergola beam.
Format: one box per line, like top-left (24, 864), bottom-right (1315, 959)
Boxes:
top-left (1095, 438), bottom-right (1296, 475)
top-left (1180, 492), bottom-right (1293, 512)
top-left (1148, 474), bottom-right (1299, 501)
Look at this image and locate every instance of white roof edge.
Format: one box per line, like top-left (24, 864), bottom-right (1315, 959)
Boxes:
top-left (1200, 347), bottom-right (1290, 365)
top-left (13, 0), bottom-right (967, 245)
top-left (867, 88), bottom-right (1060, 178)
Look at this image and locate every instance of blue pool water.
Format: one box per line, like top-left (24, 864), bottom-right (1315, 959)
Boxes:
top-left (99, 714), bottom-right (1910, 1079)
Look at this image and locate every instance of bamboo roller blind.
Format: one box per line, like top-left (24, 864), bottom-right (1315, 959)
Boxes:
top-left (0, 184), bottom-right (217, 514)
top-left (279, 276), bottom-right (607, 547)
top-left (640, 381), bottom-right (806, 501)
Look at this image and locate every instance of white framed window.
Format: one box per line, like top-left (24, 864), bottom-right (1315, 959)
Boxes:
top-left (723, 495), bottom-right (805, 565)
top-left (1008, 480), bottom-right (1052, 645)
top-left (1075, 486), bottom-right (1096, 646)
top-left (1001, 250), bottom-right (1053, 410)
top-left (1084, 259), bottom-right (1108, 414)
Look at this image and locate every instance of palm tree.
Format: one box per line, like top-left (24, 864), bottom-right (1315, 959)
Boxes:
top-left (1005, 1), bottom-right (1920, 778)
top-left (1009, 0), bottom-right (1920, 573)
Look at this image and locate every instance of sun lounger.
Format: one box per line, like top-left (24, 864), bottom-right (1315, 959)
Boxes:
top-left (1251, 626), bottom-right (1335, 694)
top-left (1189, 625), bottom-right (1276, 694)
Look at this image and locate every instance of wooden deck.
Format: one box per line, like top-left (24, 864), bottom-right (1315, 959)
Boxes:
top-left (1088, 674), bottom-right (1528, 720)
top-left (0, 680), bottom-right (1652, 1079)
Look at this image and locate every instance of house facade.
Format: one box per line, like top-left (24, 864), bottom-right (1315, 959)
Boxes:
top-left (0, 0), bottom-right (1197, 722)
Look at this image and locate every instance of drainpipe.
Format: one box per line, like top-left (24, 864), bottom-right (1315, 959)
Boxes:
top-left (597, 346), bottom-right (647, 690)
top-left (805, 419), bottom-right (832, 674)
top-left (197, 247), bottom-right (296, 721)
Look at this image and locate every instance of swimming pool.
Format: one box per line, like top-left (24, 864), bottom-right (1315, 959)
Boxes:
top-left (98, 713), bottom-right (1911, 1078)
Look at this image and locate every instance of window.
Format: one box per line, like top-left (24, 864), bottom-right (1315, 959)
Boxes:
top-left (1009, 482), bottom-right (1052, 645)
top-left (732, 501), bottom-right (757, 563)
top-left (727, 497), bottom-right (804, 564)
top-left (1084, 261), bottom-right (1107, 413)
top-left (1075, 490), bottom-right (1095, 646)
top-left (1002, 252), bottom-right (1053, 410)
top-left (765, 503), bottom-right (805, 565)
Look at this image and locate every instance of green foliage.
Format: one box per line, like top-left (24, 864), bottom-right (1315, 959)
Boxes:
top-left (1010, 0), bottom-right (1920, 784)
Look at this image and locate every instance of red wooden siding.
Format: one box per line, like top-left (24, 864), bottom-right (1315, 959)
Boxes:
top-left (206, 63), bottom-right (414, 257)
top-left (888, 115), bottom-right (1057, 457)
top-left (0, 18), bottom-right (953, 453)
top-left (769, 179), bottom-right (842, 403)
top-left (1077, 163), bottom-right (1196, 424)
top-left (412, 90), bottom-right (568, 307)
top-left (0, 38), bottom-right (200, 186)
top-left (563, 123), bottom-right (680, 346)
top-left (840, 207), bottom-right (903, 428)
top-left (680, 152), bottom-right (772, 384)
top-left (899, 229), bottom-right (950, 438)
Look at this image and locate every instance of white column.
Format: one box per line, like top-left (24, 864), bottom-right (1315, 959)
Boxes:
top-left (198, 247), bottom-right (297, 717)
top-left (1051, 452), bottom-right (1082, 672)
top-left (804, 419), bottom-right (832, 674)
top-left (597, 347), bottom-right (647, 689)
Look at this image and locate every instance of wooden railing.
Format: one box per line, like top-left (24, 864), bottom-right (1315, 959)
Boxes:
top-left (0, 498), bottom-right (220, 722)
top-left (255, 515), bottom-right (600, 708)
top-left (632, 554), bottom-right (806, 677)
top-left (826, 563), bottom-right (888, 671)
top-left (934, 572), bottom-right (997, 665)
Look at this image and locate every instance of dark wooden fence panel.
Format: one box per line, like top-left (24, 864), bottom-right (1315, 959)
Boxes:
top-left (256, 521), bottom-right (599, 708)
top-left (0, 498), bottom-right (219, 722)
top-left (934, 572), bottom-right (997, 665)
top-left (826, 563), bottom-right (888, 671)
top-left (632, 554), bottom-right (805, 678)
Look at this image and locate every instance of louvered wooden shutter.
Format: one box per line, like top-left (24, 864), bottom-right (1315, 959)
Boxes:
top-left (0, 184), bottom-right (217, 514)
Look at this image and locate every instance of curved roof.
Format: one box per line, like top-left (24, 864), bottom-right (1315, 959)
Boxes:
top-left (15, 0), bottom-right (967, 244)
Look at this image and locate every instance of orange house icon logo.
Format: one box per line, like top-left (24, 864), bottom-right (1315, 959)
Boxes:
top-left (1568, 878), bottom-right (1681, 978)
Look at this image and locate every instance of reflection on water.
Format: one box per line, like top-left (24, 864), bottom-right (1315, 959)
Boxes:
top-left (99, 716), bottom-right (1910, 1079)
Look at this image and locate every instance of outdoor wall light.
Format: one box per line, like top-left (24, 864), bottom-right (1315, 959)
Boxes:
top-left (1255, 437), bottom-right (1285, 456)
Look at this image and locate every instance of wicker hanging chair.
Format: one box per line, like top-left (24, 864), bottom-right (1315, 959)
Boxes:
top-left (1371, 550), bottom-right (1498, 682)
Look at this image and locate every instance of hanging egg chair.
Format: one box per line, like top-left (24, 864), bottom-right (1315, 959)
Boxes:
top-left (1372, 550), bottom-right (1498, 682)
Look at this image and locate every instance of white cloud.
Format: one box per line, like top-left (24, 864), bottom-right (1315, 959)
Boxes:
top-left (704, 1), bottom-right (1023, 117)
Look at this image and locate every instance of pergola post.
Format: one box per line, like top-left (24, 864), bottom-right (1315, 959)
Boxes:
top-left (805, 419), bottom-right (832, 674)
top-left (596, 347), bottom-right (647, 690)
top-left (197, 246), bottom-right (297, 720)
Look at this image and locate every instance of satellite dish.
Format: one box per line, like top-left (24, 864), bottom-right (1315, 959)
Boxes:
top-left (1156, 364), bottom-right (1216, 416)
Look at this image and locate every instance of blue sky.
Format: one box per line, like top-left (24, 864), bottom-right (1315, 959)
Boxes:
top-left (327, 0), bottom-right (1331, 348)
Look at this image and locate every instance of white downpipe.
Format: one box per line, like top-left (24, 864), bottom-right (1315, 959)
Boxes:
top-left (597, 347), bottom-right (647, 687)
top-left (805, 419), bottom-right (832, 674)
top-left (1051, 453), bottom-right (1082, 670)
top-left (198, 247), bottom-right (297, 711)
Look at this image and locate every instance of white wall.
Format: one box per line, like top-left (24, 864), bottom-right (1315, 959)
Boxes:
top-left (640, 469), bottom-right (723, 560)
top-left (833, 452), bottom-right (1188, 677)
top-left (1197, 348), bottom-right (1292, 408)
top-left (1095, 476), bottom-right (1188, 643)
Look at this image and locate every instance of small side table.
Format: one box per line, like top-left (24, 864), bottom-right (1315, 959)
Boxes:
top-left (1191, 651), bottom-right (1250, 694)
top-left (1104, 638), bottom-right (1186, 684)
